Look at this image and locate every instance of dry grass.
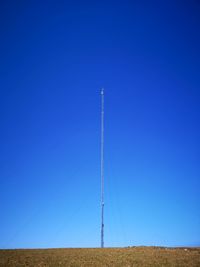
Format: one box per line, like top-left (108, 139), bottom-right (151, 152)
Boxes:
top-left (0, 247), bottom-right (200, 267)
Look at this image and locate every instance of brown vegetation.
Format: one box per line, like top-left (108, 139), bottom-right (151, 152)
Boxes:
top-left (0, 247), bottom-right (200, 267)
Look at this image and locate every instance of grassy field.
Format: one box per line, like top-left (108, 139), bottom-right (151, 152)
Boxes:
top-left (0, 247), bottom-right (200, 267)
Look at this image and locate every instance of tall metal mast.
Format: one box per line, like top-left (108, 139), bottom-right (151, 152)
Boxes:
top-left (100, 88), bottom-right (104, 248)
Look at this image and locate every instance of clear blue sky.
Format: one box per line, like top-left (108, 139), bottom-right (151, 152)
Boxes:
top-left (0, 0), bottom-right (200, 248)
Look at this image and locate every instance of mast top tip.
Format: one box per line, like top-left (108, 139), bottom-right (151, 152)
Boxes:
top-left (101, 88), bottom-right (104, 95)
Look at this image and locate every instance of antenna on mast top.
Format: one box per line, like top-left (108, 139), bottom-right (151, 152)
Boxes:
top-left (100, 88), bottom-right (104, 248)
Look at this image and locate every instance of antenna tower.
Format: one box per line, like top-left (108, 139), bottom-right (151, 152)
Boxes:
top-left (100, 88), bottom-right (104, 248)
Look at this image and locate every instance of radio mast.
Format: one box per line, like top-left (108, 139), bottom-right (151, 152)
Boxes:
top-left (100, 88), bottom-right (104, 248)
